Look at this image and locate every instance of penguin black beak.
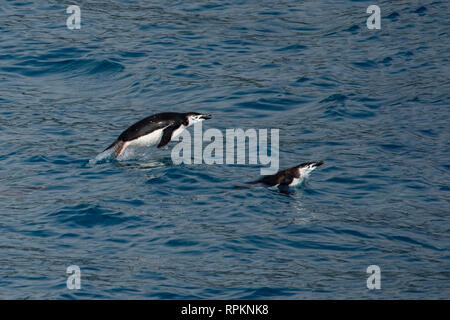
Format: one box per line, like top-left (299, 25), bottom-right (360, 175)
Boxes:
top-left (201, 114), bottom-right (212, 120)
top-left (313, 161), bottom-right (324, 167)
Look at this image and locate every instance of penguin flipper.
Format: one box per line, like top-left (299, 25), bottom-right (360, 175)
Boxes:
top-left (281, 175), bottom-right (294, 185)
top-left (157, 124), bottom-right (179, 148)
top-left (278, 184), bottom-right (291, 194)
top-left (277, 175), bottom-right (294, 193)
top-left (104, 140), bottom-right (118, 152)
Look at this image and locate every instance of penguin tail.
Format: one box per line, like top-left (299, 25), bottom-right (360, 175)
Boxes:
top-left (233, 180), bottom-right (265, 190)
top-left (248, 179), bottom-right (263, 185)
top-left (233, 184), bottom-right (253, 190)
top-left (104, 140), bottom-right (117, 152)
top-left (104, 140), bottom-right (128, 157)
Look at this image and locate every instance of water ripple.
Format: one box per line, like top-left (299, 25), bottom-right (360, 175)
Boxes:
top-left (0, 0), bottom-right (449, 299)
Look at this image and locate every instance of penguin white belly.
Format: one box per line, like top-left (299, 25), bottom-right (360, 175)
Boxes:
top-left (129, 128), bottom-right (165, 147)
top-left (289, 177), bottom-right (303, 187)
top-left (298, 166), bottom-right (316, 181)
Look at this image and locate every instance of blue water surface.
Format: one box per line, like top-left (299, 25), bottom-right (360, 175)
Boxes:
top-left (0, 0), bottom-right (449, 299)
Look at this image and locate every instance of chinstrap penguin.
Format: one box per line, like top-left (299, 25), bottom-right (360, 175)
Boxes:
top-left (250, 161), bottom-right (324, 192)
top-left (104, 112), bottom-right (212, 157)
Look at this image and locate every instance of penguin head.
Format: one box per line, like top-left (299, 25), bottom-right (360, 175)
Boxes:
top-left (295, 161), bottom-right (324, 177)
top-left (185, 112), bottom-right (212, 126)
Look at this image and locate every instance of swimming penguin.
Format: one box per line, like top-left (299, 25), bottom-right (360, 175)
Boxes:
top-left (104, 112), bottom-right (212, 157)
top-left (250, 161), bottom-right (324, 192)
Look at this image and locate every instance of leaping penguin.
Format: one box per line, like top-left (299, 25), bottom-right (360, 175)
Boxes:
top-left (250, 161), bottom-right (324, 193)
top-left (104, 112), bottom-right (212, 157)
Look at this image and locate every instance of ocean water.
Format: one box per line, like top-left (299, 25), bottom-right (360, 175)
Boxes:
top-left (0, 0), bottom-right (449, 299)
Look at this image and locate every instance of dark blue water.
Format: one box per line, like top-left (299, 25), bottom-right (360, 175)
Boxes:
top-left (1, 0), bottom-right (449, 299)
